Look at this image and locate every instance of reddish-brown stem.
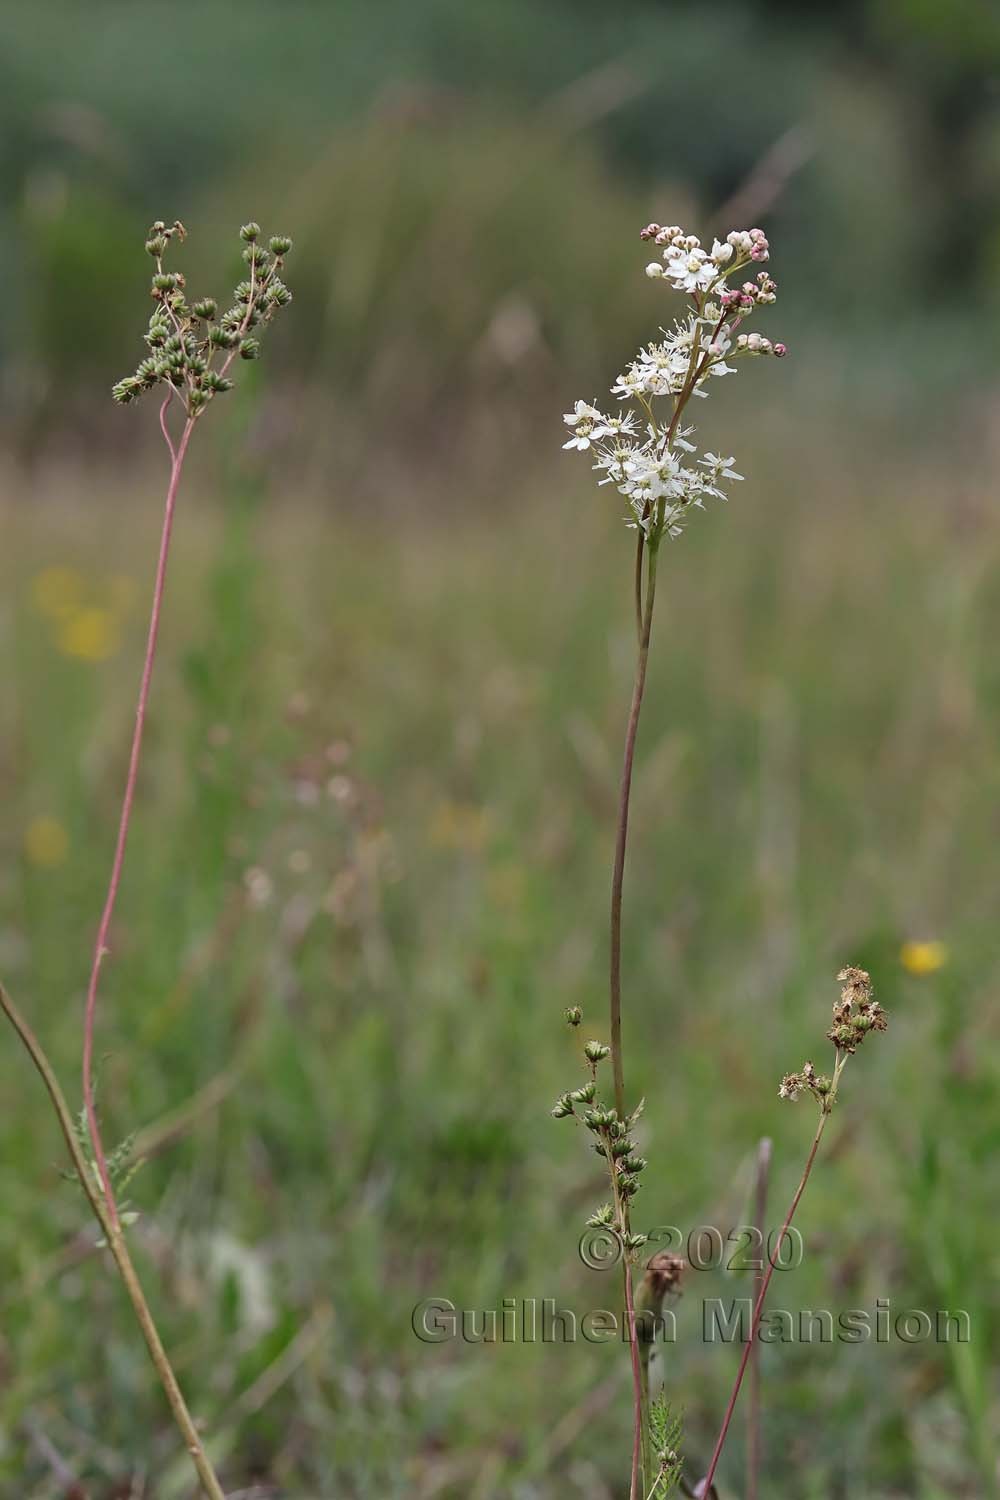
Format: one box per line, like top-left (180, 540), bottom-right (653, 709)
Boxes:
top-left (82, 405), bottom-right (197, 1228)
top-left (609, 539), bottom-right (659, 1122)
top-left (701, 1107), bottom-right (831, 1494)
top-left (747, 1136), bottom-right (771, 1500)
top-left (609, 542), bottom-right (659, 1500)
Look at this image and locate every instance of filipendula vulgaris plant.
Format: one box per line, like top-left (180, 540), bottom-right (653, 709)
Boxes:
top-left (557, 228), bottom-right (890, 1498)
top-left (554, 222), bottom-right (787, 1500)
top-left (0, 218), bottom-right (292, 1499)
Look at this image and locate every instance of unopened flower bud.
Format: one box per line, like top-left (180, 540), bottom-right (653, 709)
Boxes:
top-left (564, 1005), bottom-right (583, 1027)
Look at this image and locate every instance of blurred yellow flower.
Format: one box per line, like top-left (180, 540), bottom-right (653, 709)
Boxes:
top-left (24, 816), bottom-right (69, 869)
top-left (900, 940), bottom-right (948, 977)
top-left (32, 568), bottom-right (135, 663)
top-left (56, 607), bottom-right (122, 662)
top-left (32, 566), bottom-right (84, 620)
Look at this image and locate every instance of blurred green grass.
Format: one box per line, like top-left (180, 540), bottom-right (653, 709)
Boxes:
top-left (1, 410), bottom-right (998, 1496)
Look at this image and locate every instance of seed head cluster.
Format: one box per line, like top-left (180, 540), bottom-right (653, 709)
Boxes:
top-left (779, 967), bottom-right (887, 1109)
top-left (112, 220), bottom-right (293, 417)
top-left (562, 221), bottom-right (786, 542)
top-left (828, 965), bottom-right (888, 1053)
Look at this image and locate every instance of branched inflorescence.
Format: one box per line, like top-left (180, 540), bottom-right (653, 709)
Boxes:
top-left (112, 220), bottom-right (292, 416)
top-left (553, 1012), bottom-right (649, 1259)
top-left (562, 223), bottom-right (785, 542)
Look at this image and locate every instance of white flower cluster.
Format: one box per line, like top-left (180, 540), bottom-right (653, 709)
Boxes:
top-left (562, 222), bottom-right (785, 541)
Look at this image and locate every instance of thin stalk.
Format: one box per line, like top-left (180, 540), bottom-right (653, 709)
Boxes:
top-left (599, 1134), bottom-right (646, 1500)
top-left (0, 983), bottom-right (225, 1500)
top-left (623, 1257), bottom-right (644, 1500)
top-left (639, 1354), bottom-right (653, 1500)
top-left (633, 529), bottom-right (645, 643)
top-left (82, 406), bottom-right (196, 1228)
top-left (747, 1137), bottom-right (771, 1500)
top-left (701, 1068), bottom-right (844, 1494)
top-left (607, 536), bottom-right (661, 1500)
top-left (609, 538), bottom-right (660, 1121)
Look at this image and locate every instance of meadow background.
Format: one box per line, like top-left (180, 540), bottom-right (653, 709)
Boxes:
top-left (1, 2), bottom-right (999, 1496)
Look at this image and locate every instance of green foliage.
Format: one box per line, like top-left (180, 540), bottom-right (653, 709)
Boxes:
top-left (648, 1395), bottom-right (684, 1497)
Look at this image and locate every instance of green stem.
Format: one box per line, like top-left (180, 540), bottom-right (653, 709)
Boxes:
top-left (0, 983), bottom-right (226, 1500)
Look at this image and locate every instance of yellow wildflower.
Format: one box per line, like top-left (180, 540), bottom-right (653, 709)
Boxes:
top-left (24, 817), bottom-right (70, 869)
top-left (900, 940), bottom-right (948, 977)
top-left (56, 607), bottom-right (121, 663)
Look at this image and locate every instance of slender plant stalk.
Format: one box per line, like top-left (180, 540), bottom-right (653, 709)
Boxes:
top-left (624, 1259), bottom-right (645, 1500)
top-left (609, 538), bottom-right (661, 1500)
top-left (609, 537), bottom-right (660, 1123)
top-left (610, 343), bottom-right (711, 1500)
top-left (747, 1136), bottom-right (771, 1500)
top-left (633, 530), bottom-right (645, 643)
top-left (0, 982), bottom-right (226, 1500)
top-left (701, 1066), bottom-right (844, 1494)
top-left (82, 401), bottom-right (196, 1229)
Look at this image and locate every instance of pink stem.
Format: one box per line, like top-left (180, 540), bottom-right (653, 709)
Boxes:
top-left (700, 1118), bottom-right (826, 1494)
top-left (82, 408), bottom-right (197, 1227)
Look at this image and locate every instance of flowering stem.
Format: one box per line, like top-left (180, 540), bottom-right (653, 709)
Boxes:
top-left (607, 536), bottom-right (661, 1500)
top-left (82, 404), bottom-right (196, 1229)
top-left (701, 1068), bottom-right (843, 1493)
top-left (0, 982), bottom-right (225, 1500)
top-left (609, 535), bottom-right (660, 1120)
